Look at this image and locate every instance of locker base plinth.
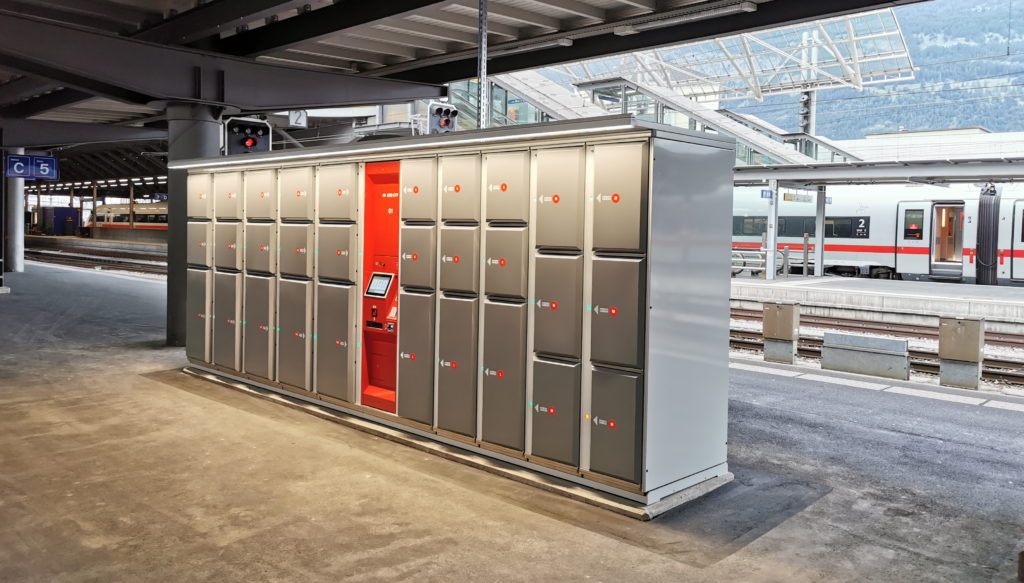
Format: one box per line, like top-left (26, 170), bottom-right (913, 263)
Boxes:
top-left (182, 365), bottom-right (731, 520)
top-left (361, 385), bottom-right (396, 413)
top-left (478, 440), bottom-right (526, 460)
top-left (435, 428), bottom-right (477, 446)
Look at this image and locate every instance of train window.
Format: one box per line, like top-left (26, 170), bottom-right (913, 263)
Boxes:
top-left (732, 216), bottom-right (744, 236)
top-left (779, 216), bottom-right (817, 237)
top-left (903, 210), bottom-right (924, 239)
top-left (741, 217), bottom-right (767, 236)
top-left (825, 217), bottom-right (870, 239)
top-left (113, 215), bottom-right (129, 223)
top-left (155, 214), bottom-right (168, 223)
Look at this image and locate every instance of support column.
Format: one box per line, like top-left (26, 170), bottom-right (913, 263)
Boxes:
top-left (477, 0), bottom-right (489, 129)
top-left (166, 103), bottom-right (220, 346)
top-left (814, 185), bottom-right (826, 277)
top-left (764, 179), bottom-right (779, 280)
top-left (5, 146), bottom-right (25, 272)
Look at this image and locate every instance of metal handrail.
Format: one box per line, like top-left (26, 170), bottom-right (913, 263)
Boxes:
top-left (731, 248), bottom-right (790, 278)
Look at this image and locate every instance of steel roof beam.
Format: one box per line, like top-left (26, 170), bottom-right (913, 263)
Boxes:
top-left (134, 0), bottom-right (310, 45)
top-left (0, 11), bottom-right (445, 111)
top-left (0, 117), bottom-right (166, 148)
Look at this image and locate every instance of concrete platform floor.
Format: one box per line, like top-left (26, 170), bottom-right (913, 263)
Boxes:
top-left (1, 263), bottom-right (1022, 581)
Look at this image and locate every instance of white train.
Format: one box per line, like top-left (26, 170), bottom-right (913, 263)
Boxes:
top-left (733, 184), bottom-right (1024, 285)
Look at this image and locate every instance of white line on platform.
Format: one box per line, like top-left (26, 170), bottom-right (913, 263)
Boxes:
top-left (884, 386), bottom-right (987, 405)
top-left (797, 374), bottom-right (888, 391)
top-left (729, 362), bottom-right (803, 377)
top-left (26, 260), bottom-right (166, 284)
top-left (982, 400), bottom-right (1024, 413)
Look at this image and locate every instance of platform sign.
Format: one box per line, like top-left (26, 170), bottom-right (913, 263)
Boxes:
top-left (5, 155), bottom-right (58, 180)
top-left (760, 189), bottom-right (774, 199)
top-left (5, 155), bottom-right (31, 178)
top-left (32, 156), bottom-right (58, 180)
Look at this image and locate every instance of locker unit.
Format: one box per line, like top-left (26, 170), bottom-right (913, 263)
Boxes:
top-left (436, 296), bottom-right (478, 437)
top-left (186, 268), bottom-right (212, 362)
top-left (187, 221), bottom-right (213, 267)
top-left (214, 221), bottom-right (243, 271)
top-left (397, 291), bottom-right (435, 425)
top-left (279, 223), bottom-right (314, 278)
top-left (315, 282), bottom-right (357, 402)
top-left (316, 223), bottom-right (357, 282)
top-left (399, 225), bottom-right (436, 289)
top-left (440, 154), bottom-right (481, 221)
top-left (214, 171), bottom-right (243, 220)
top-left (481, 301), bottom-right (528, 451)
top-left (278, 278), bottom-right (313, 390)
top-left (484, 227), bottom-right (528, 298)
top-left (213, 271), bottom-right (242, 371)
top-left (243, 274), bottom-right (276, 380)
top-left (244, 222), bottom-right (277, 274)
top-left (187, 173), bottom-right (213, 219)
top-left (439, 226), bottom-right (480, 293)
top-left (279, 166), bottom-right (315, 220)
top-left (183, 117), bottom-right (735, 511)
top-left (318, 163), bottom-right (358, 220)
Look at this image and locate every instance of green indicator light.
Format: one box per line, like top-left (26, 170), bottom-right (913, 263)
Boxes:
top-left (586, 305), bottom-right (591, 310)
top-left (528, 401), bottom-right (533, 407)
top-left (313, 335), bottom-right (318, 339)
top-left (315, 249), bottom-right (319, 253)
top-left (530, 299), bottom-right (535, 304)
top-left (277, 247), bottom-right (282, 251)
top-left (243, 320), bottom-right (247, 325)
top-left (356, 342), bottom-right (361, 347)
top-left (276, 327), bottom-right (281, 331)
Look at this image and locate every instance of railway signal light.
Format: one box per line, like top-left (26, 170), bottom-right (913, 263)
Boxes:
top-left (427, 102), bottom-right (459, 134)
top-left (224, 117), bottom-right (272, 155)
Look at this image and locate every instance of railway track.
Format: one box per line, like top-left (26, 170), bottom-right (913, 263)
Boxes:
top-left (26, 249), bottom-right (167, 275)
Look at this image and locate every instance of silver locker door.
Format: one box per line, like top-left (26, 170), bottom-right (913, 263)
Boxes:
top-left (397, 291), bottom-right (436, 425)
top-left (279, 166), bottom-right (315, 220)
top-left (243, 274), bottom-right (276, 380)
top-left (213, 271), bottom-right (242, 371)
top-left (481, 301), bottom-right (527, 451)
top-left (279, 223), bottom-right (314, 278)
top-left (187, 173), bottom-right (213, 219)
top-left (214, 222), bottom-right (243, 271)
top-left (399, 225), bottom-right (436, 289)
top-left (214, 171), bottom-right (243, 220)
top-left (187, 221), bottom-right (213, 267)
top-left (440, 154), bottom-right (481, 221)
top-left (278, 278), bottom-right (313, 390)
top-left (316, 223), bottom-right (357, 282)
top-left (437, 296), bottom-right (478, 437)
top-left (244, 222), bottom-right (277, 274)
top-left (400, 157), bottom-right (437, 221)
top-left (535, 147), bottom-right (585, 250)
top-left (591, 257), bottom-right (646, 369)
top-left (589, 368), bottom-right (643, 484)
top-left (592, 142), bottom-right (648, 252)
top-left (186, 268), bottom-right (212, 362)
top-left (533, 254), bottom-right (583, 359)
top-left (245, 169), bottom-right (277, 220)
top-left (315, 282), bottom-right (357, 402)
top-left (484, 150), bottom-right (530, 222)
top-left (439, 226), bottom-right (480, 293)
top-left (484, 227), bottom-right (528, 298)
top-left (531, 358), bottom-right (581, 467)
top-left (318, 163), bottom-right (358, 220)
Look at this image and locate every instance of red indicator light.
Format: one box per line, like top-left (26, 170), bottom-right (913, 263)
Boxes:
top-left (259, 191), bottom-right (266, 198)
top-left (550, 301), bottom-right (559, 311)
top-left (552, 194), bottom-right (561, 204)
top-left (609, 306), bottom-right (619, 317)
top-left (411, 253), bottom-right (419, 261)
top-left (608, 419), bottom-right (617, 429)
top-left (454, 184), bottom-right (461, 193)
top-left (453, 255), bottom-right (460, 264)
top-left (413, 185), bottom-right (420, 194)
top-left (296, 190), bottom-right (303, 197)
top-left (335, 339), bottom-right (342, 346)
top-left (498, 258), bottom-right (507, 267)
top-left (548, 406), bottom-right (557, 415)
top-left (294, 331), bottom-right (300, 338)
top-left (336, 249), bottom-right (342, 256)
top-left (451, 361), bottom-right (458, 369)
top-left (611, 193), bottom-right (621, 203)
top-left (337, 189), bottom-right (345, 197)
top-left (243, 137), bottom-right (258, 148)
top-left (497, 370), bottom-right (505, 379)
top-left (440, 119), bottom-right (450, 127)
top-left (410, 353), bottom-right (417, 361)
top-left (500, 183), bottom-right (508, 192)
top-left (295, 247), bottom-right (301, 253)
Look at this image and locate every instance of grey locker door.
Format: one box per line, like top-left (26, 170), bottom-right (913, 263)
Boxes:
top-left (279, 166), bottom-right (315, 220)
top-left (439, 226), bottom-right (480, 293)
top-left (214, 171), bottom-right (243, 220)
top-left (186, 268), bottom-right (212, 362)
top-left (316, 224), bottom-right (357, 282)
top-left (591, 257), bottom-right (646, 369)
top-left (399, 225), bottom-right (436, 289)
top-left (592, 142), bottom-right (648, 252)
top-left (279, 224), bottom-right (314, 277)
top-left (437, 296), bottom-right (478, 437)
top-left (484, 150), bottom-right (530, 223)
top-left (589, 368), bottom-right (643, 484)
top-left (318, 163), bottom-right (358, 220)
top-left (213, 271), bottom-right (242, 370)
top-left (531, 358), bottom-right (581, 467)
top-left (397, 291), bottom-right (436, 424)
top-left (244, 222), bottom-right (277, 274)
top-left (214, 222), bottom-right (243, 270)
top-left (187, 173), bottom-right (213, 219)
top-left (481, 301), bottom-right (527, 451)
top-left (243, 275), bottom-right (276, 380)
top-left (278, 279), bottom-right (312, 390)
top-left (535, 147), bottom-right (585, 250)
top-left (187, 221), bottom-right (212, 267)
top-left (440, 154), bottom-right (481, 221)
top-left (533, 254), bottom-right (583, 359)
top-left (315, 282), bottom-right (356, 402)
top-left (400, 157), bottom-right (437, 221)
top-left (245, 169), bottom-right (277, 220)
top-left (484, 227), bottom-right (528, 298)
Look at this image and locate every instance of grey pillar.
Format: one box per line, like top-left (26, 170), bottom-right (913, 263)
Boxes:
top-left (477, 0), bottom-right (489, 129)
top-left (166, 103), bottom-right (220, 346)
top-left (5, 146), bottom-right (25, 272)
top-left (764, 179), bottom-right (779, 280)
top-left (814, 185), bottom-right (826, 276)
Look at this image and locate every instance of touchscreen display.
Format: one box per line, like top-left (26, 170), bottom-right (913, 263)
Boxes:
top-left (366, 273), bottom-right (393, 298)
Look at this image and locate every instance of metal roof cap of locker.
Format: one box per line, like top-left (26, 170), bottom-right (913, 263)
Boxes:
top-left (169, 116), bottom-right (736, 171)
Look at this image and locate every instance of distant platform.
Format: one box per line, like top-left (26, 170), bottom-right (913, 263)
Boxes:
top-left (26, 235), bottom-right (166, 254)
top-left (732, 277), bottom-right (1024, 333)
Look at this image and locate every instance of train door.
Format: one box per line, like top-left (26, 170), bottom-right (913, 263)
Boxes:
top-left (895, 202), bottom-right (931, 276)
top-left (1013, 199), bottom-right (1024, 280)
top-left (930, 203), bottom-right (964, 279)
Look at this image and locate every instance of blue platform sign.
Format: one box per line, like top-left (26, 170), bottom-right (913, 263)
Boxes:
top-left (760, 189), bottom-right (774, 199)
top-left (5, 155), bottom-right (58, 180)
